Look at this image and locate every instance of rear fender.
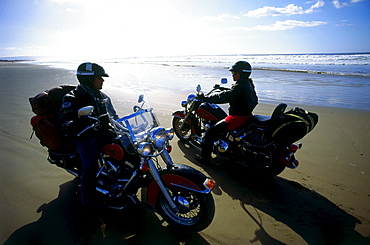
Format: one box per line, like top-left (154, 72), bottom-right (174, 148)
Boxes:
top-left (143, 164), bottom-right (214, 208)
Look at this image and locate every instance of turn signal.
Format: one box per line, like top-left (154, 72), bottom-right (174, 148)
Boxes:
top-left (166, 144), bottom-right (172, 153)
top-left (203, 178), bottom-right (215, 190)
top-left (140, 163), bottom-right (150, 173)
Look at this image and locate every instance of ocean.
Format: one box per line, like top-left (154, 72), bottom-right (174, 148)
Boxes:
top-left (15, 53), bottom-right (370, 111)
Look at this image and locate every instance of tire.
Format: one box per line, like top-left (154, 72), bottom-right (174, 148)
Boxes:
top-left (172, 116), bottom-right (192, 143)
top-left (256, 160), bottom-right (286, 177)
top-left (156, 187), bottom-right (215, 232)
top-left (248, 153), bottom-right (286, 177)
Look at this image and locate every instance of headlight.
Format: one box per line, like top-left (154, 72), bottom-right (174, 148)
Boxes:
top-left (181, 100), bottom-right (187, 107)
top-left (149, 127), bottom-right (167, 149)
top-left (137, 142), bottom-right (152, 157)
top-left (187, 94), bottom-right (196, 103)
top-left (166, 128), bottom-right (174, 140)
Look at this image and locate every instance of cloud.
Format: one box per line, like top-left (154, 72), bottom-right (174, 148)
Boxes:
top-left (245, 1), bottom-right (325, 17)
top-left (335, 20), bottom-right (353, 26)
top-left (202, 14), bottom-right (239, 22)
top-left (232, 20), bottom-right (327, 31)
top-left (332, 0), bottom-right (365, 8)
top-left (65, 8), bottom-right (78, 13)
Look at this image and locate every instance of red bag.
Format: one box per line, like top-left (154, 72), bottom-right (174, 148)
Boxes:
top-left (29, 85), bottom-right (76, 150)
top-left (31, 115), bottom-right (61, 150)
top-left (29, 85), bottom-right (76, 115)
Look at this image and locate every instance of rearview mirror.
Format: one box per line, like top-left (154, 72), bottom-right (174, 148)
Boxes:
top-left (221, 78), bottom-right (227, 84)
top-left (78, 106), bottom-right (94, 118)
top-left (138, 94), bottom-right (144, 103)
top-left (196, 84), bottom-right (201, 92)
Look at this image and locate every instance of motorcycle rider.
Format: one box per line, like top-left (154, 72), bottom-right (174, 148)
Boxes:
top-left (196, 61), bottom-right (258, 164)
top-left (59, 62), bottom-right (118, 242)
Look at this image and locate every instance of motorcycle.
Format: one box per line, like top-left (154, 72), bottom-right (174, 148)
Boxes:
top-left (47, 78), bottom-right (216, 232)
top-left (172, 78), bottom-right (319, 177)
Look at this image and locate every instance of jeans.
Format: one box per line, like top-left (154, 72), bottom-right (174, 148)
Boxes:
top-left (76, 137), bottom-right (100, 207)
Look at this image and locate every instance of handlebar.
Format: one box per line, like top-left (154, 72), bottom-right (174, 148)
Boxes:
top-left (77, 122), bottom-right (100, 137)
top-left (201, 85), bottom-right (230, 97)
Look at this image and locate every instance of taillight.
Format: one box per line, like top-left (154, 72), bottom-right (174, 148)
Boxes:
top-left (290, 160), bottom-right (299, 169)
top-left (288, 143), bottom-right (302, 153)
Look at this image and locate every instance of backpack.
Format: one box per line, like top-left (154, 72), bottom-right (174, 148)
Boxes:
top-left (29, 85), bottom-right (76, 150)
top-left (29, 85), bottom-right (76, 115)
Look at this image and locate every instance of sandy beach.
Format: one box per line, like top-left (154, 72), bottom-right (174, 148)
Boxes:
top-left (1, 62), bottom-right (369, 244)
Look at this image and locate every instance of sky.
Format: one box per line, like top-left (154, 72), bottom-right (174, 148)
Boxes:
top-left (0, 0), bottom-right (369, 59)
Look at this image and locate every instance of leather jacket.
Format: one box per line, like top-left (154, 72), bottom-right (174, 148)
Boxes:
top-left (59, 84), bottom-right (118, 137)
top-left (204, 78), bottom-right (258, 116)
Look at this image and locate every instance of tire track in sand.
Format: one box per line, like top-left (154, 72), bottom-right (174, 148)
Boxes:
top-left (0, 129), bottom-right (47, 155)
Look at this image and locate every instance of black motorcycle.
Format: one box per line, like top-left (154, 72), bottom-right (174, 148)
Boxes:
top-left (172, 78), bottom-right (319, 177)
top-left (45, 82), bottom-right (216, 232)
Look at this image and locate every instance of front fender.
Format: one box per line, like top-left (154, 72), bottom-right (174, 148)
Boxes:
top-left (144, 164), bottom-right (214, 207)
top-left (172, 110), bottom-right (185, 118)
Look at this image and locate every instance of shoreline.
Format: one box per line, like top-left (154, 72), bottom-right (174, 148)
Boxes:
top-left (1, 62), bottom-right (369, 244)
top-left (23, 61), bottom-right (370, 111)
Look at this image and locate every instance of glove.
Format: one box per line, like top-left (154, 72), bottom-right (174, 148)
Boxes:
top-left (61, 120), bottom-right (77, 137)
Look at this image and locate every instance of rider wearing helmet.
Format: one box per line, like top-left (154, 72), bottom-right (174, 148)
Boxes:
top-left (196, 61), bottom-right (258, 164)
top-left (59, 62), bottom-right (118, 242)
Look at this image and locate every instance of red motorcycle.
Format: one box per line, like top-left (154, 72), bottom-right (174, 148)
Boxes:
top-left (172, 78), bottom-right (319, 177)
top-left (30, 76), bottom-right (216, 232)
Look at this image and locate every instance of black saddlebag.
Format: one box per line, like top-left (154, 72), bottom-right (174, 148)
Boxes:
top-left (47, 147), bottom-right (81, 171)
top-left (269, 107), bottom-right (319, 145)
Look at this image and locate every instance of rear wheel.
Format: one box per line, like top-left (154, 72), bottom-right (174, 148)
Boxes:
top-left (248, 150), bottom-right (286, 177)
top-left (156, 187), bottom-right (215, 232)
top-left (252, 160), bottom-right (286, 177)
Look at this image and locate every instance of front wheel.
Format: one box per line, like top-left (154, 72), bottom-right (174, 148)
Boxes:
top-left (172, 116), bottom-right (193, 143)
top-left (156, 187), bottom-right (215, 232)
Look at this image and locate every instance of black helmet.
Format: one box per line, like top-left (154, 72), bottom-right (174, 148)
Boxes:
top-left (76, 62), bottom-right (108, 86)
top-left (229, 61), bottom-right (252, 78)
top-left (77, 62), bottom-right (109, 77)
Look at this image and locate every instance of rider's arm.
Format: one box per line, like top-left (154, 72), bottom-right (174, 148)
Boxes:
top-left (59, 91), bottom-right (78, 135)
top-left (204, 88), bottom-right (235, 104)
top-left (106, 96), bottom-right (119, 120)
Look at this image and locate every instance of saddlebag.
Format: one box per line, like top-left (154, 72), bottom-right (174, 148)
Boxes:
top-left (269, 107), bottom-right (319, 145)
top-left (47, 148), bottom-right (81, 171)
top-left (31, 114), bottom-right (61, 150)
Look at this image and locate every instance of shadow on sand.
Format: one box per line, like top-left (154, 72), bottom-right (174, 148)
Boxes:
top-left (4, 177), bottom-right (210, 245)
top-left (177, 140), bottom-right (369, 245)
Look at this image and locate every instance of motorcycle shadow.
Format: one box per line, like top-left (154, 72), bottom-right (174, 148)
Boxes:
top-left (177, 140), bottom-right (368, 245)
top-left (4, 177), bottom-right (211, 245)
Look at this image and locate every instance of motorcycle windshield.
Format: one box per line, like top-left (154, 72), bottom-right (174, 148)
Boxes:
top-left (103, 73), bottom-right (161, 154)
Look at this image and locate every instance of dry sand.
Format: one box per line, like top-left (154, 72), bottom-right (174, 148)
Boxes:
top-left (1, 62), bottom-right (369, 244)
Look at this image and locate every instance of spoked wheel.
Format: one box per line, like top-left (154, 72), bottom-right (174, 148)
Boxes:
top-left (172, 117), bottom-right (192, 142)
top-left (157, 187), bottom-right (215, 232)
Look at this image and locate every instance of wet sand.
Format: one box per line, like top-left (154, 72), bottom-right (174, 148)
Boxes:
top-left (1, 62), bottom-right (369, 244)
